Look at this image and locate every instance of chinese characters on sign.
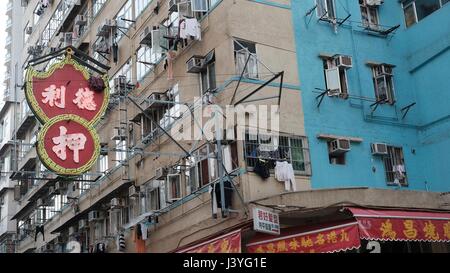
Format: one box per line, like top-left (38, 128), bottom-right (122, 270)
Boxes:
top-left (52, 126), bottom-right (87, 163)
top-left (253, 207), bottom-right (280, 236)
top-left (177, 230), bottom-right (242, 253)
top-left (358, 218), bottom-right (450, 242)
top-left (25, 53), bottom-right (109, 176)
top-left (247, 222), bottom-right (361, 253)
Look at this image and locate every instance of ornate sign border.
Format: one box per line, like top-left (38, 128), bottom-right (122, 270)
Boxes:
top-left (25, 53), bottom-right (110, 126)
top-left (37, 114), bottom-right (101, 176)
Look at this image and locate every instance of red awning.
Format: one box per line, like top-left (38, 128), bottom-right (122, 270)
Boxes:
top-left (347, 207), bottom-right (450, 242)
top-left (176, 229), bottom-right (242, 253)
top-left (246, 221), bottom-right (361, 253)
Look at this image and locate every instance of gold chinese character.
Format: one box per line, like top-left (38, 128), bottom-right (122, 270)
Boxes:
top-left (340, 229), bottom-right (350, 242)
top-left (277, 240), bottom-right (288, 252)
top-left (315, 233), bottom-right (326, 245)
top-left (327, 231), bottom-right (338, 244)
top-left (301, 236), bottom-right (314, 248)
top-left (403, 220), bottom-right (418, 239)
top-left (444, 222), bottom-right (450, 240)
top-left (423, 221), bottom-right (440, 240)
top-left (266, 243), bottom-right (276, 253)
top-left (380, 220), bottom-right (397, 239)
top-left (220, 239), bottom-right (230, 253)
top-left (207, 243), bottom-right (215, 253)
top-left (289, 239), bottom-right (300, 251)
top-left (255, 246), bottom-right (265, 253)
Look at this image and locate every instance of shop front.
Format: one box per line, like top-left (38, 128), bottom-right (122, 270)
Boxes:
top-left (245, 207), bottom-right (450, 253)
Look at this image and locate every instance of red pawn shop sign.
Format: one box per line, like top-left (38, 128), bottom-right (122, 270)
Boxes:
top-left (25, 49), bottom-right (109, 176)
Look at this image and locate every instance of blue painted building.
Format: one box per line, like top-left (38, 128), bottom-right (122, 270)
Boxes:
top-left (291, 0), bottom-right (450, 192)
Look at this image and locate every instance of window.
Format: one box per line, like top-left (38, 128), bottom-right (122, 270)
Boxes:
top-left (360, 0), bottom-right (380, 29)
top-left (234, 40), bottom-right (258, 79)
top-left (402, 0), bottom-right (449, 27)
top-left (135, 0), bottom-right (152, 17)
top-left (323, 56), bottom-right (351, 98)
top-left (200, 53), bottom-right (216, 96)
top-left (136, 46), bottom-right (162, 81)
top-left (160, 84), bottom-right (181, 129)
top-left (317, 0), bottom-right (336, 19)
top-left (109, 60), bottom-right (133, 94)
top-left (145, 183), bottom-right (161, 211)
top-left (115, 1), bottom-right (133, 41)
top-left (99, 154), bottom-right (108, 173)
top-left (384, 146), bottom-right (408, 186)
top-left (372, 64), bottom-right (395, 104)
top-left (115, 140), bottom-right (127, 166)
top-left (167, 174), bottom-right (181, 202)
top-left (93, 0), bottom-right (107, 18)
top-left (244, 132), bottom-right (310, 174)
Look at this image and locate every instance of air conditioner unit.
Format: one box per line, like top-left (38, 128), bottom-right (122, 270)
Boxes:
top-left (329, 139), bottom-right (351, 155)
top-left (26, 27), bottom-right (33, 35)
top-left (371, 143), bottom-right (388, 156)
top-left (75, 15), bottom-right (87, 26)
top-left (155, 167), bottom-right (167, 180)
top-left (55, 181), bottom-right (66, 193)
top-left (110, 198), bottom-right (122, 209)
top-left (59, 32), bottom-right (73, 47)
top-left (365, 0), bottom-right (384, 6)
top-left (78, 219), bottom-right (87, 230)
top-left (186, 56), bottom-right (204, 73)
top-left (168, 0), bottom-right (181, 12)
top-left (97, 19), bottom-right (115, 37)
top-left (36, 198), bottom-right (43, 207)
top-left (140, 26), bottom-right (152, 45)
top-left (335, 55), bottom-right (353, 68)
top-left (128, 185), bottom-right (140, 198)
top-left (69, 226), bottom-right (77, 235)
top-left (88, 210), bottom-right (104, 222)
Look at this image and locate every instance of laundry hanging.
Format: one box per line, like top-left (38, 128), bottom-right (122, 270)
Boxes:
top-left (179, 18), bottom-right (201, 41)
top-left (275, 161), bottom-right (297, 192)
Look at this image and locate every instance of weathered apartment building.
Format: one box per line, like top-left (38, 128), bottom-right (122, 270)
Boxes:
top-left (8, 0), bottom-right (307, 253)
top-left (0, 0), bottom-right (24, 253)
top-left (2, 0), bottom-right (450, 254)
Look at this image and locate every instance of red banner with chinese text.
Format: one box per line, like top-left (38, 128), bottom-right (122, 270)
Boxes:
top-left (177, 230), bottom-right (242, 253)
top-left (347, 207), bottom-right (450, 242)
top-left (247, 222), bottom-right (361, 253)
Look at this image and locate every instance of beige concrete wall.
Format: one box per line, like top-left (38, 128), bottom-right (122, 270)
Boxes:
top-left (15, 0), bottom-right (311, 253)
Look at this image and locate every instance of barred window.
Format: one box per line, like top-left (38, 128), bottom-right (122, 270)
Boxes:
top-left (384, 146), bottom-right (408, 186)
top-left (244, 132), bottom-right (310, 174)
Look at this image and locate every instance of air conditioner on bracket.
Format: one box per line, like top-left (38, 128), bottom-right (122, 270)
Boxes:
top-left (186, 56), bottom-right (204, 73)
top-left (329, 139), bottom-right (351, 155)
top-left (129, 185), bottom-right (140, 198)
top-left (335, 55), bottom-right (353, 68)
top-left (140, 26), bottom-right (152, 45)
top-left (88, 210), bottom-right (104, 222)
top-left (110, 198), bottom-right (122, 209)
top-left (371, 143), bottom-right (388, 156)
top-left (68, 226), bottom-right (77, 235)
top-left (155, 167), bottom-right (167, 180)
top-left (75, 15), bottom-right (87, 26)
top-left (78, 219), bottom-right (88, 230)
top-left (26, 27), bottom-right (33, 35)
